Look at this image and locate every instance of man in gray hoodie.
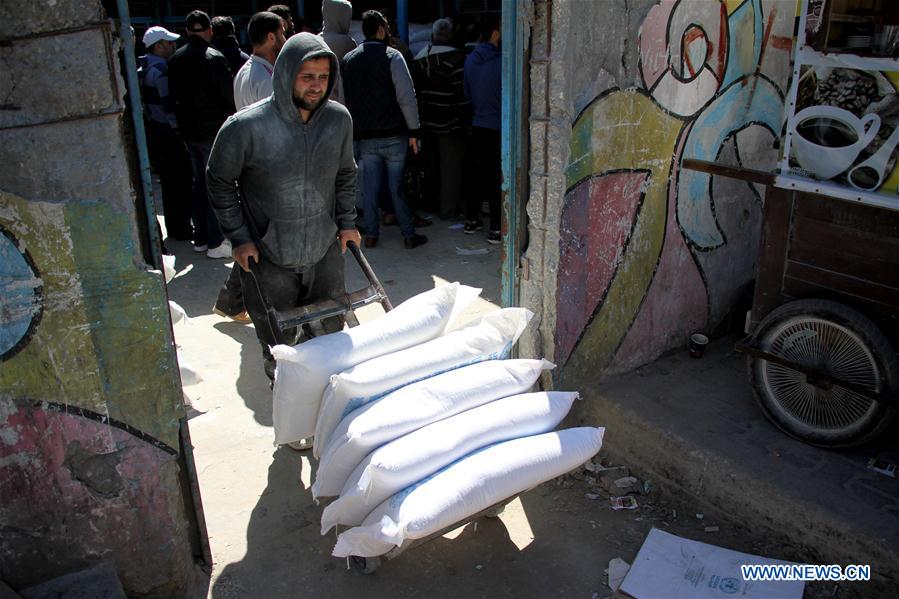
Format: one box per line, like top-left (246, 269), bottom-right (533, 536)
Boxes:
top-left (206, 33), bottom-right (360, 381)
top-left (319, 0), bottom-right (356, 105)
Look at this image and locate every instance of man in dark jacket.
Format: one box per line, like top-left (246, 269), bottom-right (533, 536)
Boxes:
top-left (412, 18), bottom-right (470, 220)
top-left (341, 10), bottom-right (427, 250)
top-left (168, 10), bottom-right (235, 258)
top-left (463, 17), bottom-right (502, 244)
top-left (206, 32), bottom-right (361, 385)
top-left (212, 15), bottom-right (250, 76)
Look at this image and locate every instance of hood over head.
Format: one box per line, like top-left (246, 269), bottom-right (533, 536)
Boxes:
top-left (272, 32), bottom-right (338, 123)
top-left (321, 0), bottom-right (352, 34)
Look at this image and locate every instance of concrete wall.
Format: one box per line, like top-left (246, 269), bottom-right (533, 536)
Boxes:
top-left (521, 0), bottom-right (794, 384)
top-left (0, 2), bottom-right (203, 595)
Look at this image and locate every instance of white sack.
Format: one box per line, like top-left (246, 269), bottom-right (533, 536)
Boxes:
top-left (177, 348), bottom-right (203, 386)
top-left (321, 391), bottom-right (579, 534)
top-left (311, 358), bottom-right (552, 498)
top-left (332, 427), bottom-right (605, 558)
top-left (270, 282), bottom-right (480, 445)
top-left (162, 254), bottom-right (176, 284)
top-left (313, 307), bottom-right (533, 457)
top-left (168, 301), bottom-right (190, 326)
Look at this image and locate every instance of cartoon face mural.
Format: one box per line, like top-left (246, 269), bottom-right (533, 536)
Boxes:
top-left (0, 226), bottom-right (42, 361)
top-left (558, 0), bottom-right (793, 379)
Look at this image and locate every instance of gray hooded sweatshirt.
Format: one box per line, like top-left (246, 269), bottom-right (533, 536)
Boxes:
top-left (320, 0), bottom-right (356, 105)
top-left (206, 33), bottom-right (356, 271)
top-left (320, 0), bottom-right (356, 60)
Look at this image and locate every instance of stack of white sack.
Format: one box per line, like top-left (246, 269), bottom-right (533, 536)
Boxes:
top-left (270, 282), bottom-right (481, 445)
top-left (331, 427), bottom-right (605, 558)
top-left (311, 357), bottom-right (551, 499)
top-left (320, 390), bottom-right (580, 533)
top-left (312, 306), bottom-right (533, 458)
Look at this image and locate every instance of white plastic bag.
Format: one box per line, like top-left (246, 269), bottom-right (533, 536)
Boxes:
top-left (270, 283), bottom-right (480, 445)
top-left (332, 427), bottom-right (605, 558)
top-left (313, 307), bottom-right (533, 457)
top-left (321, 391), bottom-right (579, 534)
top-left (311, 358), bottom-right (552, 498)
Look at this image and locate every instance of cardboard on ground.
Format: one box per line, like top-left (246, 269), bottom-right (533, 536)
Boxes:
top-left (619, 528), bottom-right (804, 599)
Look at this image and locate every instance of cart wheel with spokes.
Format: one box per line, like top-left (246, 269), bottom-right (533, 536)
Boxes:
top-left (747, 299), bottom-right (898, 447)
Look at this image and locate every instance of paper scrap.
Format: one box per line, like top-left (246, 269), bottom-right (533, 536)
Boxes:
top-left (455, 246), bottom-right (489, 256)
top-left (620, 528), bottom-right (804, 599)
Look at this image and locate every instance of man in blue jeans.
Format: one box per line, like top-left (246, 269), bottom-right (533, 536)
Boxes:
top-left (341, 10), bottom-right (427, 249)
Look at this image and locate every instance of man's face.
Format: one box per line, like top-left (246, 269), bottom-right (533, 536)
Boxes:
top-left (292, 57), bottom-right (330, 111)
top-left (160, 39), bottom-right (177, 59)
top-left (272, 22), bottom-right (287, 56)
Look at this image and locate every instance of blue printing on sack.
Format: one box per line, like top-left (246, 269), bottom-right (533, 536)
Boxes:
top-left (387, 441), bottom-right (503, 509)
top-left (339, 342), bottom-right (513, 421)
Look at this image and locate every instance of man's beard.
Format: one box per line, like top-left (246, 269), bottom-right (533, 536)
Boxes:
top-left (293, 93), bottom-right (322, 111)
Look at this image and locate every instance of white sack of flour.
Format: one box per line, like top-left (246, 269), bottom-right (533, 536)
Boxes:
top-left (270, 283), bottom-right (480, 445)
top-left (313, 307), bottom-right (532, 457)
top-left (321, 391), bottom-right (579, 533)
top-left (332, 427), bottom-right (605, 558)
top-left (311, 358), bottom-right (552, 498)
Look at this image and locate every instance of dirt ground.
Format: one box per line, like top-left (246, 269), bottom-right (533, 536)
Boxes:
top-left (163, 217), bottom-right (869, 599)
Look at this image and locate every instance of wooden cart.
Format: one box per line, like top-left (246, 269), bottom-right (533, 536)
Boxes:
top-left (686, 159), bottom-right (899, 447)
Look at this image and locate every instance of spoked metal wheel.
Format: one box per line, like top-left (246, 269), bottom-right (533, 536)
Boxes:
top-left (748, 299), bottom-right (897, 447)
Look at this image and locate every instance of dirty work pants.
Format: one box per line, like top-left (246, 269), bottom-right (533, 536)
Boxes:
top-left (239, 241), bottom-right (346, 366)
top-left (214, 266), bottom-right (245, 317)
top-left (147, 121), bottom-right (192, 240)
top-left (465, 127), bottom-right (502, 232)
top-left (185, 141), bottom-right (224, 249)
top-left (358, 136), bottom-right (416, 240)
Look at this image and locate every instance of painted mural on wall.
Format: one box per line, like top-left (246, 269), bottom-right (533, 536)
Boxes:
top-left (0, 190), bottom-right (191, 591)
top-left (558, 0), bottom-right (793, 378)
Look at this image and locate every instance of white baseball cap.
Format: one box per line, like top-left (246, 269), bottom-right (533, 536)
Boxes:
top-left (143, 26), bottom-right (180, 48)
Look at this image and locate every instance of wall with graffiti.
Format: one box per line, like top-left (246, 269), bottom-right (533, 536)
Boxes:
top-left (545, 0), bottom-right (794, 380)
top-left (0, 3), bottom-right (202, 593)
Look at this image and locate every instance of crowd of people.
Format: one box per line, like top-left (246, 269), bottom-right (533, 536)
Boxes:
top-left (138, 2), bottom-right (503, 389)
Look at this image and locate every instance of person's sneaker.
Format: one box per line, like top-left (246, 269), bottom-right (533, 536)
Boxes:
top-left (413, 215), bottom-right (433, 228)
top-left (487, 230), bottom-right (502, 245)
top-left (206, 240), bottom-right (232, 259)
top-left (193, 243), bottom-right (208, 253)
top-left (287, 438), bottom-right (313, 451)
top-left (463, 220), bottom-right (483, 234)
top-left (212, 306), bottom-right (251, 322)
top-left (404, 234), bottom-right (428, 249)
top-left (382, 213), bottom-right (397, 226)
top-left (364, 236), bottom-right (378, 248)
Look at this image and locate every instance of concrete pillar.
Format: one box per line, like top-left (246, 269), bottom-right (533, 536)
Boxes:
top-left (0, 1), bottom-right (207, 594)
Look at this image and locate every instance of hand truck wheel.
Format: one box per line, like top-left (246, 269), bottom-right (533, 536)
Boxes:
top-left (350, 555), bottom-right (381, 574)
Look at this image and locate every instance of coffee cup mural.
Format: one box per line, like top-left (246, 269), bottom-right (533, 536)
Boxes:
top-left (790, 105), bottom-right (881, 181)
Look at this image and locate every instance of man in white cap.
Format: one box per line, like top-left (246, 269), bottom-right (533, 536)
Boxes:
top-left (140, 26), bottom-right (193, 241)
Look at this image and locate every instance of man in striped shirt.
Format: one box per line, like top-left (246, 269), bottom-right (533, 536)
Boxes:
top-left (411, 18), bottom-right (470, 221)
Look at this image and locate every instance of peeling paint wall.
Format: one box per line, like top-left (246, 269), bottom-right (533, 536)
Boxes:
top-left (0, 2), bottom-right (201, 595)
top-left (522, 0), bottom-right (794, 383)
